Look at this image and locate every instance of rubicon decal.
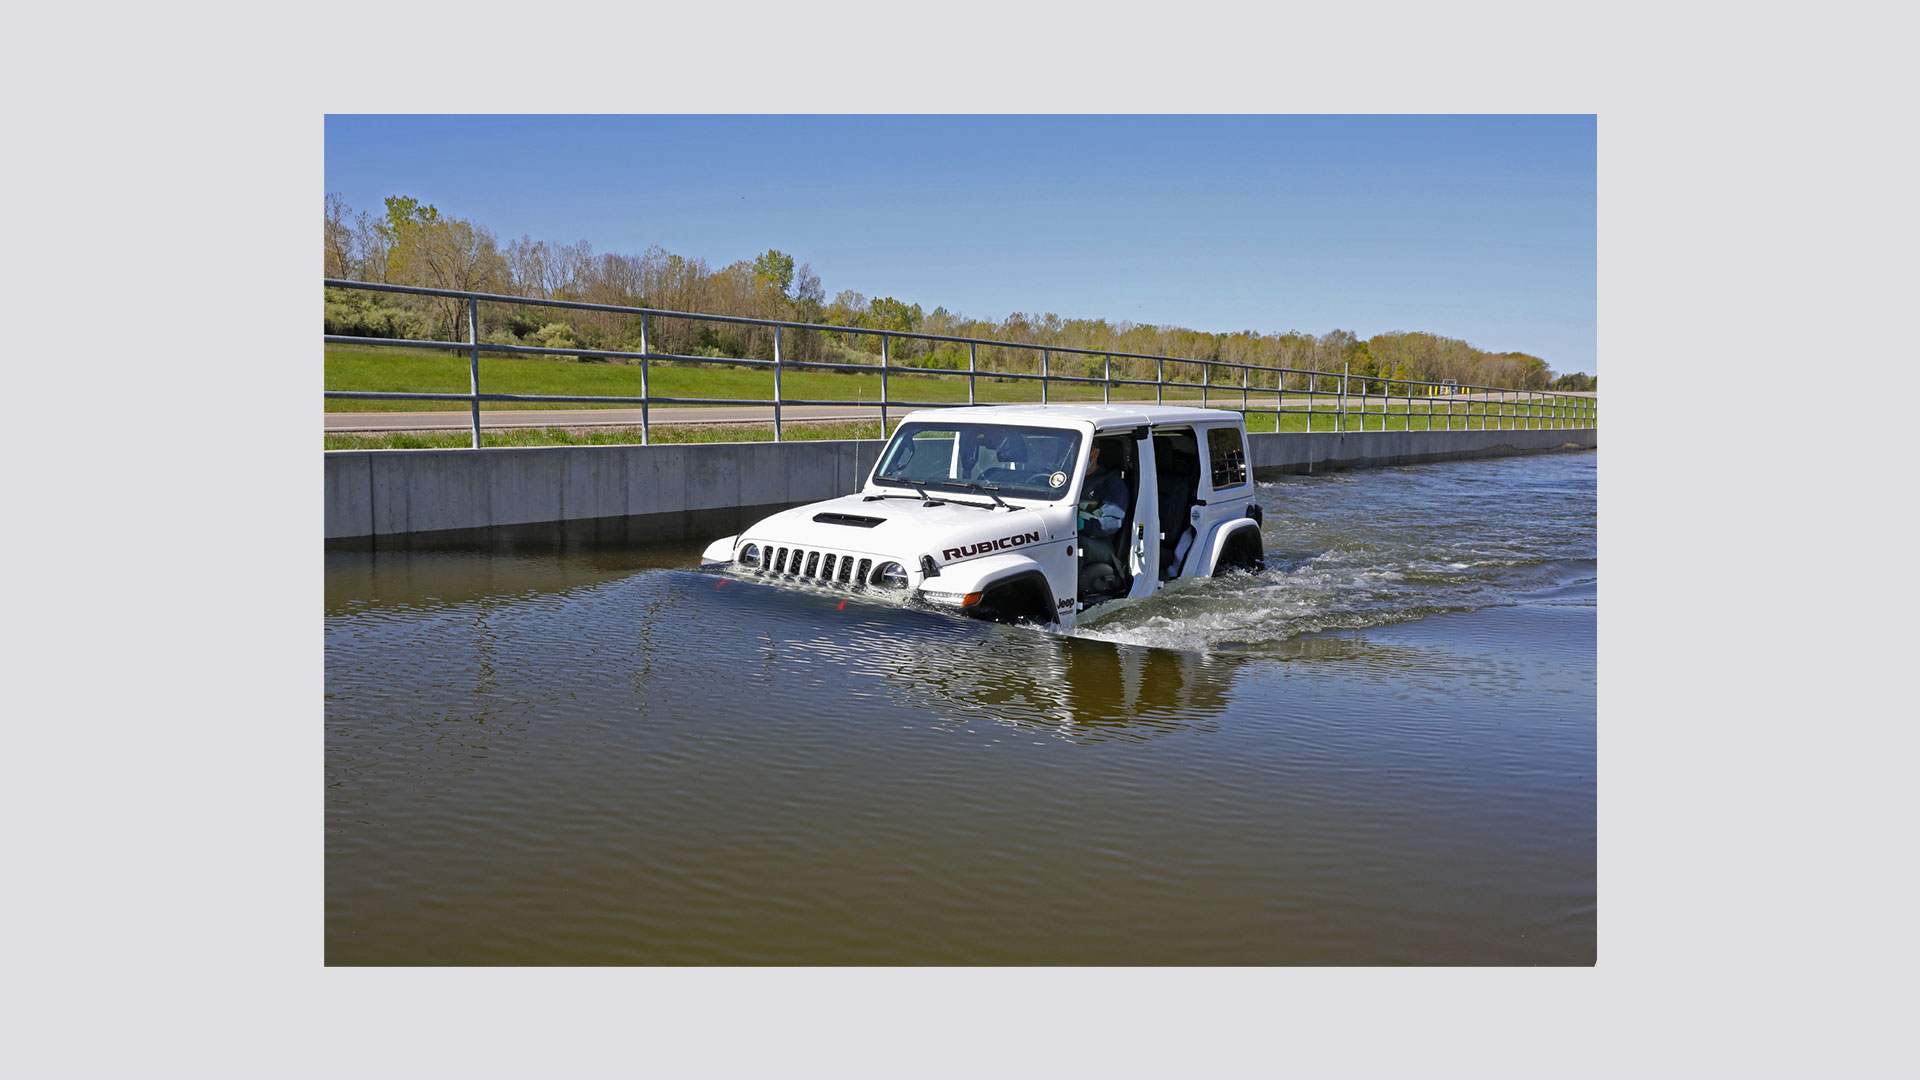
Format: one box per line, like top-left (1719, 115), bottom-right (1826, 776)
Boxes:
top-left (942, 530), bottom-right (1041, 561)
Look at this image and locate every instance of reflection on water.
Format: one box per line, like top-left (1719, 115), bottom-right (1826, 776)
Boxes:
top-left (326, 451), bottom-right (1595, 965)
top-left (751, 595), bottom-right (1239, 743)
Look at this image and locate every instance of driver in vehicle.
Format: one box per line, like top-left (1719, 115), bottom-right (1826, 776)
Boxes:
top-left (1077, 443), bottom-right (1129, 592)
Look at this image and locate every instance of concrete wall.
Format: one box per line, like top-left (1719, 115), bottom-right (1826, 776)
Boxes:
top-left (326, 427), bottom-right (1594, 545)
top-left (1247, 427), bottom-right (1597, 476)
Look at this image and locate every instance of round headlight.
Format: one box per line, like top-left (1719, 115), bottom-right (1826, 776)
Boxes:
top-left (738, 543), bottom-right (760, 567)
top-left (873, 561), bottom-right (908, 589)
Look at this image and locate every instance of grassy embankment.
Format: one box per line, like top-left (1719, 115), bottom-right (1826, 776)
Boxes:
top-left (324, 345), bottom-right (1595, 449)
top-left (325, 344), bottom-right (1161, 412)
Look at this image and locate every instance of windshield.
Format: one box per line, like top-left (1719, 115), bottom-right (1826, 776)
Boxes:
top-left (871, 422), bottom-right (1084, 501)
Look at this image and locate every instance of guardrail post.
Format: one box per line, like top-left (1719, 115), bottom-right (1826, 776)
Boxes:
top-left (968, 341), bottom-right (977, 406)
top-left (638, 313), bottom-right (650, 446)
top-left (1339, 363), bottom-right (1348, 434)
top-left (772, 326), bottom-right (783, 443)
top-left (1240, 364), bottom-right (1248, 416)
top-left (1156, 357), bottom-right (1164, 406)
top-left (1040, 349), bottom-right (1049, 404)
top-left (467, 297), bottom-right (481, 449)
top-left (1104, 353), bottom-right (1112, 405)
top-left (879, 333), bottom-right (889, 440)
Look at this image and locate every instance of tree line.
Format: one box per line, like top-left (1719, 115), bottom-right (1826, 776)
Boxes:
top-left (324, 193), bottom-right (1593, 394)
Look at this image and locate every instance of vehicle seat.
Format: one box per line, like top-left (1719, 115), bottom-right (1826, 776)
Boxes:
top-left (1080, 436), bottom-right (1135, 597)
top-left (980, 433), bottom-right (1029, 484)
top-left (1155, 440), bottom-right (1201, 578)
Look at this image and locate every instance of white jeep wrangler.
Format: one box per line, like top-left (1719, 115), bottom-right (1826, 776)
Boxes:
top-left (700, 404), bottom-right (1265, 629)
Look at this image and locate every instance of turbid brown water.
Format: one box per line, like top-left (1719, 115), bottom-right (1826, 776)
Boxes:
top-left (325, 450), bottom-right (1595, 964)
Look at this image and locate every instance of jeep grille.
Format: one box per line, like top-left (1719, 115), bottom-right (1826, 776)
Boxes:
top-left (763, 545), bottom-right (873, 589)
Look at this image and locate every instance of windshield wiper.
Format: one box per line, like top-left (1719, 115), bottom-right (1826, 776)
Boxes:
top-left (939, 480), bottom-right (1015, 509)
top-left (864, 479), bottom-right (1001, 511)
top-left (864, 480), bottom-right (949, 506)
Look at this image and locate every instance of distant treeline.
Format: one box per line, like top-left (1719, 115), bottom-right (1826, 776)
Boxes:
top-left (325, 194), bottom-right (1594, 393)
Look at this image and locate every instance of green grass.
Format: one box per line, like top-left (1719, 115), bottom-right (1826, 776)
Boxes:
top-left (325, 344), bottom-right (1180, 412)
top-left (325, 346), bottom-right (1598, 428)
top-left (324, 345), bottom-right (1595, 445)
top-left (1242, 402), bottom-right (1596, 434)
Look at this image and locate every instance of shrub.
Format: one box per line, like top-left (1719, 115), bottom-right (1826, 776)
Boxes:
top-left (531, 322), bottom-right (578, 347)
top-left (527, 321), bottom-right (581, 361)
top-left (324, 286), bottom-right (429, 340)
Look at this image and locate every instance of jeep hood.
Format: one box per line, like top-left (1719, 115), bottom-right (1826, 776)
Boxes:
top-left (741, 493), bottom-right (1058, 557)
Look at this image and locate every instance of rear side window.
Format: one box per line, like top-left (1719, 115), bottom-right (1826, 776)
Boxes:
top-left (1207, 427), bottom-right (1247, 489)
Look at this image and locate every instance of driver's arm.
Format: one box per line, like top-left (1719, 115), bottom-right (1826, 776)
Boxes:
top-left (1079, 483), bottom-right (1125, 536)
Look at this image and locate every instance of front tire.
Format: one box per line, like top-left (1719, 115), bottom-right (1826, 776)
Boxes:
top-left (1214, 532), bottom-right (1265, 576)
top-left (970, 573), bottom-right (1059, 625)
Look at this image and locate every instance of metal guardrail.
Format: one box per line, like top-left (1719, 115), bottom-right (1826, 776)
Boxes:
top-left (324, 280), bottom-right (1597, 447)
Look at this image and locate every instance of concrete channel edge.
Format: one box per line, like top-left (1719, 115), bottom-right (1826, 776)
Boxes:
top-left (324, 428), bottom-right (1596, 546)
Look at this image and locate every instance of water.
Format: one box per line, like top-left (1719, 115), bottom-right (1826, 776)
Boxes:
top-left (326, 450), bottom-right (1595, 964)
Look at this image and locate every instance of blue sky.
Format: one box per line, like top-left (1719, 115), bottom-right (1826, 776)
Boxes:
top-left (325, 115), bottom-right (1596, 374)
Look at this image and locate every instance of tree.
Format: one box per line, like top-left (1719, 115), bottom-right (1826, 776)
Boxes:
top-left (752, 249), bottom-right (795, 302)
top-left (378, 195), bottom-right (439, 284)
top-left (784, 263), bottom-right (828, 362)
top-left (324, 192), bottom-right (355, 278)
top-left (867, 296), bottom-right (922, 333)
top-left (370, 195), bottom-right (506, 340)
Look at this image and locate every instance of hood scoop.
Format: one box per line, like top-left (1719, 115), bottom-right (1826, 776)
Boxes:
top-left (812, 512), bottom-right (887, 528)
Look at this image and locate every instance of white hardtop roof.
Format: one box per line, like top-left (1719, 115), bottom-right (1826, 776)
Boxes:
top-left (897, 403), bottom-right (1243, 429)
